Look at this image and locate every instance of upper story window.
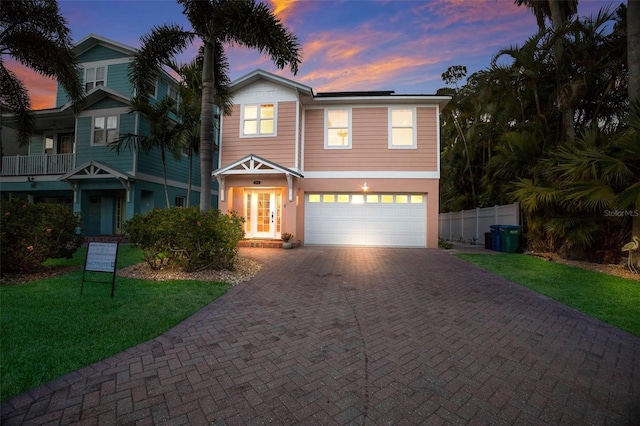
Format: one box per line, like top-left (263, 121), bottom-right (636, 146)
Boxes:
top-left (389, 107), bottom-right (416, 149)
top-left (150, 80), bottom-right (158, 98)
top-left (93, 115), bottom-right (118, 145)
top-left (84, 66), bottom-right (106, 91)
top-left (242, 104), bottom-right (275, 137)
top-left (325, 109), bottom-right (351, 149)
top-left (168, 86), bottom-right (179, 102)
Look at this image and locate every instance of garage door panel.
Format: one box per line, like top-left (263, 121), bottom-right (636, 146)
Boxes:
top-left (305, 193), bottom-right (426, 247)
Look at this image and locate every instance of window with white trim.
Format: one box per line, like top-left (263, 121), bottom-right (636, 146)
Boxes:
top-left (325, 109), bottom-right (351, 148)
top-left (389, 108), bottom-right (416, 148)
top-left (168, 85), bottom-right (179, 103)
top-left (242, 104), bottom-right (275, 136)
top-left (93, 115), bottom-right (118, 145)
top-left (85, 66), bottom-right (106, 91)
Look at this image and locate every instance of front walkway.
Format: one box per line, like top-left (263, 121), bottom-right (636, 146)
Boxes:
top-left (2, 247), bottom-right (639, 424)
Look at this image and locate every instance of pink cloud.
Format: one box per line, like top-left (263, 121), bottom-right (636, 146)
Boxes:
top-left (5, 60), bottom-right (57, 109)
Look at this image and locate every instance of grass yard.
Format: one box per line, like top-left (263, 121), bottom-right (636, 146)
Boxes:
top-left (0, 245), bottom-right (230, 401)
top-left (456, 253), bottom-right (640, 337)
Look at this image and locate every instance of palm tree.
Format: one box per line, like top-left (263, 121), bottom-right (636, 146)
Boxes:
top-left (0, 0), bottom-right (83, 145)
top-left (130, 0), bottom-right (301, 212)
top-left (514, 0), bottom-right (578, 143)
top-left (168, 56), bottom-right (234, 206)
top-left (111, 97), bottom-right (184, 208)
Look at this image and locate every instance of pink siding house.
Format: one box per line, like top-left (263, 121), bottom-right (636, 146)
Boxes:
top-left (214, 70), bottom-right (450, 248)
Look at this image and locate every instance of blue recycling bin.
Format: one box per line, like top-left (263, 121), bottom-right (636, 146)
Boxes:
top-left (489, 225), bottom-right (502, 252)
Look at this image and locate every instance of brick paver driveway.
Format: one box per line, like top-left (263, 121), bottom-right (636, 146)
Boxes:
top-left (2, 247), bottom-right (639, 425)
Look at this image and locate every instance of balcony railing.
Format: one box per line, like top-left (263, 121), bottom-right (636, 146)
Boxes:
top-left (0, 153), bottom-right (75, 176)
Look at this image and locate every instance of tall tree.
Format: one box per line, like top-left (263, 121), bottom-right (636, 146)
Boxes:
top-left (168, 55), bottom-right (234, 206)
top-left (130, 0), bottom-right (301, 212)
top-left (0, 0), bottom-right (83, 145)
top-left (628, 0), bottom-right (640, 238)
top-left (514, 0), bottom-right (578, 143)
top-left (111, 97), bottom-right (183, 208)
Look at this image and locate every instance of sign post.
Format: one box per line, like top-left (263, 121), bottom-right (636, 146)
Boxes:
top-left (81, 242), bottom-right (119, 298)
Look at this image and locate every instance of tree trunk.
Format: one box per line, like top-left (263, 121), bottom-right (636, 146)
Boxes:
top-left (630, 0), bottom-right (639, 103)
top-left (199, 42), bottom-right (215, 212)
top-left (161, 148), bottom-right (170, 208)
top-left (186, 145), bottom-right (192, 207)
top-left (629, 0), bottom-right (640, 238)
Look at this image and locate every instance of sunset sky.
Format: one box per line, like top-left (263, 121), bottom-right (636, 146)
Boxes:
top-left (7, 0), bottom-right (616, 109)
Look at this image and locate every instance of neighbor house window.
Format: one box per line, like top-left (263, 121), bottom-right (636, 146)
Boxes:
top-left (175, 196), bottom-right (185, 207)
top-left (242, 104), bottom-right (275, 136)
top-left (389, 108), bottom-right (416, 148)
top-left (85, 66), bottom-right (106, 91)
top-left (325, 109), bottom-right (351, 148)
top-left (93, 115), bottom-right (118, 145)
top-left (168, 85), bottom-right (179, 104)
top-left (44, 135), bottom-right (54, 154)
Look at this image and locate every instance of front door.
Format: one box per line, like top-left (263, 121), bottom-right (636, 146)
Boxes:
top-left (245, 189), bottom-right (281, 239)
top-left (114, 192), bottom-right (126, 235)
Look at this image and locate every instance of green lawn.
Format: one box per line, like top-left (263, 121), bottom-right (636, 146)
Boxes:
top-left (0, 245), bottom-right (230, 401)
top-left (456, 253), bottom-right (640, 337)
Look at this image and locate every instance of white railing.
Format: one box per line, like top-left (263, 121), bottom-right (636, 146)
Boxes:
top-left (0, 154), bottom-right (75, 176)
top-left (439, 202), bottom-right (520, 245)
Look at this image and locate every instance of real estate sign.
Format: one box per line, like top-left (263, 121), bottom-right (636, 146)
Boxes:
top-left (82, 242), bottom-right (119, 298)
top-left (85, 242), bottom-right (118, 272)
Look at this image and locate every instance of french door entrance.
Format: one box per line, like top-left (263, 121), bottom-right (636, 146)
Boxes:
top-left (244, 189), bottom-right (281, 239)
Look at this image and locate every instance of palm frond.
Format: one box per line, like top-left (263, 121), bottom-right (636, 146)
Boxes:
top-left (130, 24), bottom-right (194, 102)
top-left (544, 215), bottom-right (599, 248)
top-left (0, 65), bottom-right (35, 145)
top-left (218, 0), bottom-right (301, 74)
top-left (1, 0), bottom-right (84, 120)
top-left (560, 181), bottom-right (615, 212)
top-left (510, 178), bottom-right (559, 213)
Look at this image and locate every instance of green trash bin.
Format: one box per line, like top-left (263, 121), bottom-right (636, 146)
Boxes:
top-left (500, 225), bottom-right (521, 253)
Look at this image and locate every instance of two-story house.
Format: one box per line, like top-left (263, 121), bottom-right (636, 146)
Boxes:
top-left (214, 70), bottom-right (450, 248)
top-left (1, 34), bottom-right (212, 236)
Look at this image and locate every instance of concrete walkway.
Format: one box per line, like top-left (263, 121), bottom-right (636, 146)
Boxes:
top-left (2, 247), bottom-right (639, 425)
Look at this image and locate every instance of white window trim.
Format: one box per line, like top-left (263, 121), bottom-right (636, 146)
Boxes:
top-left (324, 108), bottom-right (352, 150)
top-left (91, 114), bottom-right (119, 146)
top-left (388, 107), bottom-right (417, 149)
top-left (240, 103), bottom-right (277, 138)
top-left (151, 80), bottom-right (158, 99)
top-left (83, 65), bottom-right (107, 91)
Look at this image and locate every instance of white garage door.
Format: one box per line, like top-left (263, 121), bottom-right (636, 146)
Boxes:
top-left (304, 193), bottom-right (427, 247)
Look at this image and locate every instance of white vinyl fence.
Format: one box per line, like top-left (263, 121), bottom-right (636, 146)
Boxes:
top-left (439, 202), bottom-right (520, 245)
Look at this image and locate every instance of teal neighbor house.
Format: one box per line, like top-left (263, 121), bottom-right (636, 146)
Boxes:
top-left (0, 34), bottom-right (215, 236)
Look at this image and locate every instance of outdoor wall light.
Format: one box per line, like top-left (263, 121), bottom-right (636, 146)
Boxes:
top-left (362, 181), bottom-right (369, 192)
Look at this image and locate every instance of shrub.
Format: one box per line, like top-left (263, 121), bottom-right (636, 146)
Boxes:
top-left (0, 200), bottom-right (84, 274)
top-left (123, 207), bottom-right (245, 271)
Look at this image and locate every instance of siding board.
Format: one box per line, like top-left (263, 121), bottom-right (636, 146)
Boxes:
top-left (221, 101), bottom-right (297, 167)
top-left (304, 107), bottom-right (438, 172)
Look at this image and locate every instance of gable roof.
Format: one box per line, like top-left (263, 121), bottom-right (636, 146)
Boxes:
top-left (59, 160), bottom-right (134, 182)
top-left (230, 69), bottom-right (314, 98)
top-left (213, 153), bottom-right (303, 178)
top-left (213, 154), bottom-right (302, 202)
top-left (74, 33), bottom-right (137, 57)
top-left (231, 69), bottom-right (450, 108)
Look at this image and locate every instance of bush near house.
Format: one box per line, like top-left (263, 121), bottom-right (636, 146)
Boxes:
top-left (124, 207), bottom-right (245, 271)
top-left (0, 200), bottom-right (84, 274)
